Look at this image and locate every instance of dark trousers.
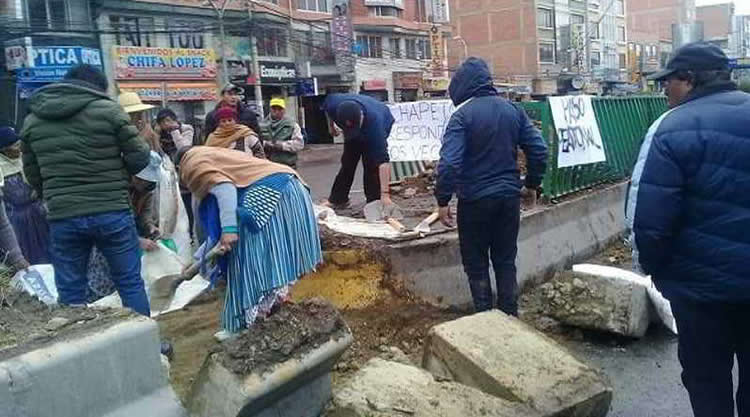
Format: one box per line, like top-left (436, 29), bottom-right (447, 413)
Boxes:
top-left (50, 210), bottom-right (150, 316)
top-left (457, 197), bottom-right (520, 316)
top-left (182, 192), bottom-right (194, 238)
top-left (671, 299), bottom-right (750, 417)
top-left (329, 140), bottom-right (381, 205)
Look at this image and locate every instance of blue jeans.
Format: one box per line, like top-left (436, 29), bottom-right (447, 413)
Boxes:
top-left (50, 210), bottom-right (150, 316)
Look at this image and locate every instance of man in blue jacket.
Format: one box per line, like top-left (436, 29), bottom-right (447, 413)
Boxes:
top-left (627, 42), bottom-right (750, 417)
top-left (435, 57), bottom-right (548, 316)
top-left (322, 94), bottom-right (395, 209)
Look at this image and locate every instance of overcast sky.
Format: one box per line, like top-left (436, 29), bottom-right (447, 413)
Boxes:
top-left (695, 0), bottom-right (750, 15)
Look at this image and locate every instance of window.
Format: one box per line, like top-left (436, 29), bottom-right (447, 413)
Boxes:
top-left (27, 0), bottom-right (68, 30)
top-left (298, 0), bottom-right (328, 13)
top-left (168, 20), bottom-right (205, 49)
top-left (539, 43), bottom-right (555, 63)
top-left (590, 2), bottom-right (600, 10)
top-left (537, 8), bottom-right (553, 28)
top-left (417, 39), bottom-right (431, 60)
top-left (569, 0), bottom-right (585, 9)
top-left (390, 37), bottom-right (401, 58)
top-left (618, 26), bottom-right (626, 42)
top-left (615, 0), bottom-right (624, 15)
top-left (110, 15), bottom-right (155, 47)
top-left (405, 38), bottom-right (417, 59)
top-left (260, 0), bottom-right (279, 4)
top-left (295, 30), bottom-right (334, 64)
top-left (590, 23), bottom-right (600, 39)
top-left (356, 35), bottom-right (383, 58)
top-left (257, 27), bottom-right (287, 57)
top-left (591, 51), bottom-right (601, 66)
top-left (619, 53), bottom-right (627, 69)
top-left (570, 14), bottom-right (585, 25)
top-left (370, 6), bottom-right (402, 17)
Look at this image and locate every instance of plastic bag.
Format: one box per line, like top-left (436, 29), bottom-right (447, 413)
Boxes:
top-left (11, 265), bottom-right (57, 305)
top-left (157, 158), bottom-right (192, 264)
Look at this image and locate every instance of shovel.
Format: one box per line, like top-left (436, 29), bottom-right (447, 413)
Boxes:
top-left (149, 244), bottom-right (224, 312)
top-left (414, 211), bottom-right (440, 234)
top-left (363, 200), bottom-right (406, 232)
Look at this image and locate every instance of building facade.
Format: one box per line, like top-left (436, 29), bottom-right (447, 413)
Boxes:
top-left (447, 0), bottom-right (627, 95)
top-left (696, 3), bottom-right (734, 54)
top-left (733, 14), bottom-right (750, 58)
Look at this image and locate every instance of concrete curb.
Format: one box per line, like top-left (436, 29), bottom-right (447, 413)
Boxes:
top-left (188, 333), bottom-right (353, 417)
top-left (384, 182), bottom-right (628, 308)
top-left (0, 317), bottom-right (185, 417)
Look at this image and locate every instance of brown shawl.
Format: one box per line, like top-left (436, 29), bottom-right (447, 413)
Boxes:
top-left (179, 146), bottom-right (300, 199)
top-left (205, 124), bottom-right (257, 149)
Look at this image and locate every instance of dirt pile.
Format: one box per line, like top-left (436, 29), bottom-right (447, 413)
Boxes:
top-left (0, 289), bottom-right (131, 361)
top-left (218, 298), bottom-right (348, 376)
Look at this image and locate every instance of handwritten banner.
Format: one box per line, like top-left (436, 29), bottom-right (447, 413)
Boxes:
top-left (387, 99), bottom-right (456, 162)
top-left (549, 95), bottom-right (607, 168)
top-left (112, 46), bottom-right (216, 80)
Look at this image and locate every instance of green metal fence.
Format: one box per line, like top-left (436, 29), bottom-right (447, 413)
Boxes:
top-left (521, 96), bottom-right (668, 199)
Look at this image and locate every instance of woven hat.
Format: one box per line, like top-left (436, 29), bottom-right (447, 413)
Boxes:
top-left (118, 92), bottom-right (155, 114)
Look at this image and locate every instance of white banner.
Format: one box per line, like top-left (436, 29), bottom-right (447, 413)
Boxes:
top-left (387, 99), bottom-right (456, 162)
top-left (549, 95), bottom-right (607, 168)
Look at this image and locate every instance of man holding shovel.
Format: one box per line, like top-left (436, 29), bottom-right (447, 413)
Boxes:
top-left (321, 94), bottom-right (395, 216)
top-left (435, 58), bottom-right (548, 316)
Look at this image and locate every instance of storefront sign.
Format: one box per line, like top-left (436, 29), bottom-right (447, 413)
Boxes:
top-left (729, 57), bottom-right (750, 69)
top-left (362, 79), bottom-right (387, 91)
top-left (549, 95), bottom-right (607, 168)
top-left (4, 37), bottom-right (33, 71)
top-left (424, 77), bottom-right (449, 91)
top-left (15, 46), bottom-right (103, 82)
top-left (227, 60), bottom-right (249, 81)
top-left (259, 61), bottom-right (297, 84)
top-left (295, 78), bottom-right (319, 96)
top-left (387, 99), bottom-right (456, 162)
top-left (393, 72), bottom-right (423, 90)
top-left (430, 26), bottom-right (443, 77)
top-left (112, 46), bottom-right (216, 80)
top-left (117, 82), bottom-right (218, 102)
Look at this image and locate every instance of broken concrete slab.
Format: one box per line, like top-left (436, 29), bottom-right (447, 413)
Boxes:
top-left (331, 358), bottom-right (541, 417)
top-left (0, 317), bottom-right (185, 417)
top-left (423, 311), bottom-right (612, 417)
top-left (539, 270), bottom-right (650, 338)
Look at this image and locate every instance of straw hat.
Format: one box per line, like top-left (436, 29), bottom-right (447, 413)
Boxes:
top-left (118, 92), bottom-right (155, 113)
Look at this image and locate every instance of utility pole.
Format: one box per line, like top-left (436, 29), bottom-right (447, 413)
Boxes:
top-left (207, 0), bottom-right (232, 85)
top-left (247, 0), bottom-right (264, 118)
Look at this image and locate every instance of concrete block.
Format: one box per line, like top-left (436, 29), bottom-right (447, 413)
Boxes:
top-left (423, 311), bottom-right (612, 417)
top-left (384, 182), bottom-right (628, 308)
top-left (189, 334), bottom-right (353, 417)
top-left (331, 358), bottom-right (541, 417)
top-left (538, 270), bottom-right (650, 338)
top-left (0, 317), bottom-right (185, 417)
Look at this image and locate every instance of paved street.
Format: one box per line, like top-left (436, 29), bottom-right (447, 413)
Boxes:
top-left (298, 144), bottom-right (366, 205)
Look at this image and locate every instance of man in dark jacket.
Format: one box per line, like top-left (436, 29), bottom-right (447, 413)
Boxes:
top-left (627, 42), bottom-right (750, 417)
top-left (21, 64), bottom-right (151, 316)
top-left (435, 57), bottom-right (547, 316)
top-left (204, 83), bottom-right (260, 140)
top-left (322, 93), bottom-right (395, 208)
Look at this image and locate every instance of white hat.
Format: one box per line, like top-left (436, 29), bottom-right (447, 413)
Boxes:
top-left (135, 151), bottom-right (163, 183)
top-left (118, 92), bottom-right (155, 114)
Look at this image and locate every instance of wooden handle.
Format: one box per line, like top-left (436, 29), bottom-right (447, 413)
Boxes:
top-left (387, 217), bottom-right (406, 232)
top-left (424, 212), bottom-right (440, 226)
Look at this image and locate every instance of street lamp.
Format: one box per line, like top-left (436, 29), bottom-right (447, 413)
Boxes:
top-left (452, 36), bottom-right (468, 62)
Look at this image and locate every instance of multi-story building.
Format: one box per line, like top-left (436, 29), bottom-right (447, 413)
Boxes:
top-left (696, 3), bottom-right (734, 55)
top-left (447, 0), bottom-right (627, 95)
top-left (1, 0), bottom-right (101, 125)
top-left (733, 14), bottom-right (750, 58)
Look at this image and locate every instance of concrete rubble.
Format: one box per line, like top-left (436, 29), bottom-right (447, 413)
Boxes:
top-left (331, 358), bottom-right (541, 417)
top-left (423, 311), bottom-right (613, 417)
top-left (538, 270), bottom-right (650, 338)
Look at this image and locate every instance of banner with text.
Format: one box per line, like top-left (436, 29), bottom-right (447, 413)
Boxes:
top-left (387, 99), bottom-right (456, 162)
top-left (113, 46), bottom-right (216, 80)
top-left (549, 95), bottom-right (607, 168)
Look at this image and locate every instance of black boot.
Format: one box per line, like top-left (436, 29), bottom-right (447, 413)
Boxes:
top-left (468, 279), bottom-right (493, 313)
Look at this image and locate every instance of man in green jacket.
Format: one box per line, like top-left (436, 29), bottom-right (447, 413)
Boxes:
top-left (261, 97), bottom-right (304, 168)
top-left (21, 64), bottom-right (152, 316)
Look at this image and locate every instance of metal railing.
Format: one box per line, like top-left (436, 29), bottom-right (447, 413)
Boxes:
top-left (521, 96), bottom-right (668, 199)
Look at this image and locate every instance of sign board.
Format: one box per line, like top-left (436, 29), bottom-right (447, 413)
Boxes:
top-left (430, 26), bottom-right (443, 77)
top-left (117, 82), bottom-right (218, 102)
top-left (393, 72), bottom-right (423, 90)
top-left (729, 57), bottom-right (750, 69)
top-left (362, 79), bottom-right (387, 90)
top-left (15, 46), bottom-right (103, 82)
top-left (112, 46), bottom-right (216, 80)
top-left (429, 0), bottom-right (450, 23)
top-left (259, 61), bottom-right (297, 84)
top-left (4, 37), bottom-right (32, 71)
top-left (386, 99), bottom-right (456, 162)
top-left (331, 0), bottom-right (355, 82)
top-left (548, 95), bottom-right (607, 168)
top-left (295, 77), bottom-right (318, 96)
top-left (227, 60), bottom-right (249, 81)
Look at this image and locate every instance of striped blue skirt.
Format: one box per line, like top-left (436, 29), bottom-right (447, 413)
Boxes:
top-left (204, 174), bottom-right (322, 332)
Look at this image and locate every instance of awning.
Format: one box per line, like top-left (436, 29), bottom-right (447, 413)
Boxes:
top-left (117, 82), bottom-right (218, 102)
